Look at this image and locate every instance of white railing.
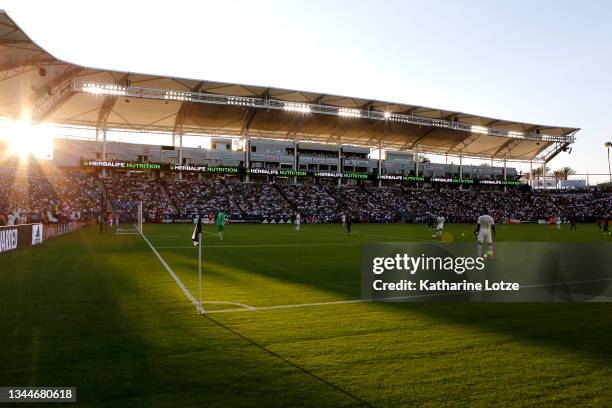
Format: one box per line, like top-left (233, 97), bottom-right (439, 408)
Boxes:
top-left (71, 79), bottom-right (575, 144)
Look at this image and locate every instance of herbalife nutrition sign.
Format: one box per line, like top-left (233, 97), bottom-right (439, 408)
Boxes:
top-left (170, 165), bottom-right (240, 174)
top-left (82, 160), bottom-right (161, 170)
top-left (248, 169), bottom-right (369, 179)
top-left (82, 160), bottom-right (240, 174)
top-left (81, 159), bottom-right (522, 186)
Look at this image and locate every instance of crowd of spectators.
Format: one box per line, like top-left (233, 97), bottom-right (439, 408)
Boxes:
top-left (397, 189), bottom-right (612, 223)
top-left (325, 185), bottom-right (397, 223)
top-left (46, 172), bottom-right (102, 221)
top-left (164, 180), bottom-right (240, 219)
top-left (1, 165), bottom-right (610, 226)
top-left (273, 184), bottom-right (611, 224)
top-left (104, 177), bottom-right (173, 222)
top-left (281, 184), bottom-right (338, 222)
top-left (230, 182), bottom-right (293, 221)
top-left (365, 187), bottom-right (413, 221)
top-left (0, 165), bottom-right (102, 225)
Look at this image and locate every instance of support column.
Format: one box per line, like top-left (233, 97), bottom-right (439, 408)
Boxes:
top-left (415, 146), bottom-right (420, 189)
top-left (459, 154), bottom-right (463, 190)
top-left (178, 134), bottom-right (183, 180)
top-left (294, 140), bottom-right (298, 185)
top-left (337, 143), bottom-right (342, 186)
top-left (529, 160), bottom-right (533, 188)
top-left (377, 142), bottom-right (382, 188)
top-left (503, 158), bottom-right (507, 192)
top-left (245, 137), bottom-right (250, 182)
top-left (178, 134), bottom-right (183, 164)
top-left (101, 127), bottom-right (107, 178)
top-left (586, 172), bottom-right (590, 187)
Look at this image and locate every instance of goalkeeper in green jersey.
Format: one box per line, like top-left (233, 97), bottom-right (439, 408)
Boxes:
top-left (216, 211), bottom-right (225, 240)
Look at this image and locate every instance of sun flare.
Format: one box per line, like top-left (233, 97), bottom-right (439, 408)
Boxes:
top-left (0, 119), bottom-right (54, 160)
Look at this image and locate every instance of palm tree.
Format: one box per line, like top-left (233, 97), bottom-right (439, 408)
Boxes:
top-left (557, 166), bottom-right (576, 180)
top-left (606, 142), bottom-right (612, 183)
top-left (553, 170), bottom-right (563, 189)
top-left (530, 167), bottom-right (541, 187)
top-left (553, 166), bottom-right (576, 189)
top-left (531, 165), bottom-right (550, 188)
top-left (416, 155), bottom-right (430, 163)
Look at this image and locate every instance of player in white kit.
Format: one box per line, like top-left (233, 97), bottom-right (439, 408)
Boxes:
top-left (475, 211), bottom-right (495, 257)
top-left (433, 215), bottom-right (445, 239)
top-left (295, 212), bottom-right (301, 231)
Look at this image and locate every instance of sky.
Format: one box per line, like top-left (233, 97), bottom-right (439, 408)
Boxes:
top-left (1, 0), bottom-right (611, 181)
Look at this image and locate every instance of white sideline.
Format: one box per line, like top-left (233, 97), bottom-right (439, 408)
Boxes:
top-left (154, 243), bottom-right (360, 249)
top-left (116, 225), bottom-right (140, 235)
top-left (205, 299), bottom-right (362, 314)
top-left (139, 229), bottom-right (200, 310)
top-left (134, 231), bottom-right (612, 315)
top-left (151, 230), bottom-right (437, 243)
top-left (205, 301), bottom-right (257, 310)
top-left (330, 230), bottom-right (436, 242)
top-left (204, 277), bottom-right (612, 314)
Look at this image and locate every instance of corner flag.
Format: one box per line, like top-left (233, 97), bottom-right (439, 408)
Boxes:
top-left (191, 214), bottom-right (204, 314)
top-left (192, 215), bottom-right (202, 247)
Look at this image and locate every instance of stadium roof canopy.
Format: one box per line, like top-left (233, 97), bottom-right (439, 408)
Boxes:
top-left (0, 10), bottom-right (578, 163)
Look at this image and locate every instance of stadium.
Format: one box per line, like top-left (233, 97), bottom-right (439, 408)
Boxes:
top-left (1, 7), bottom-right (612, 406)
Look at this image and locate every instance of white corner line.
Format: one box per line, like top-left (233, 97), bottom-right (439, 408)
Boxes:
top-left (139, 230), bottom-right (200, 310)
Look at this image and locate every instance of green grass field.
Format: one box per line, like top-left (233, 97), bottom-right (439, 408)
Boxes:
top-left (1, 223), bottom-right (612, 406)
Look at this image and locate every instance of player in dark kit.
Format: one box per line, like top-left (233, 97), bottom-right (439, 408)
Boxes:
top-left (604, 217), bottom-right (610, 235)
top-left (346, 212), bottom-right (352, 235)
top-left (569, 216), bottom-right (577, 230)
top-left (427, 215), bottom-right (434, 229)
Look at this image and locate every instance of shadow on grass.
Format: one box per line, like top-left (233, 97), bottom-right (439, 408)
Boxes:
top-left (184, 231), bottom-right (612, 369)
top-left (0, 227), bottom-right (365, 407)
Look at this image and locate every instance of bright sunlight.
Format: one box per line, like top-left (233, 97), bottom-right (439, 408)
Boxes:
top-left (0, 118), bottom-right (54, 160)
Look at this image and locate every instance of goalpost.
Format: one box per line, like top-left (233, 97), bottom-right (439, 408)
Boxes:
top-left (138, 201), bottom-right (143, 234)
top-left (115, 201), bottom-right (143, 235)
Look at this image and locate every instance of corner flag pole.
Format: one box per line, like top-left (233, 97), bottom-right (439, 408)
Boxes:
top-left (192, 214), bottom-right (203, 314)
top-left (198, 231), bottom-right (202, 314)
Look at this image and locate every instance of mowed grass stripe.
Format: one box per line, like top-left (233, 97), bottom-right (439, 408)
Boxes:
top-left (1, 223), bottom-right (611, 406)
top-left (143, 223), bottom-right (612, 405)
top-left (0, 226), bottom-right (372, 406)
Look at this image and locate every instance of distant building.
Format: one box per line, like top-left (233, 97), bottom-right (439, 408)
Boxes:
top-left (560, 179), bottom-right (587, 189)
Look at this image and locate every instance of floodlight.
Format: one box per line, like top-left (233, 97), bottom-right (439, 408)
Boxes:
top-left (163, 91), bottom-right (192, 102)
top-left (471, 125), bottom-right (489, 135)
top-left (338, 108), bottom-right (361, 118)
top-left (82, 82), bottom-right (126, 96)
top-left (283, 103), bottom-right (311, 113)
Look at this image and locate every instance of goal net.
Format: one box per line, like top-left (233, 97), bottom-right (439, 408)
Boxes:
top-left (114, 201), bottom-right (143, 235)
